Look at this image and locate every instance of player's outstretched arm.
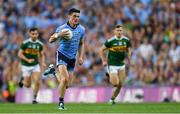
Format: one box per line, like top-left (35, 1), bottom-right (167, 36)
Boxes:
top-left (99, 45), bottom-right (108, 66)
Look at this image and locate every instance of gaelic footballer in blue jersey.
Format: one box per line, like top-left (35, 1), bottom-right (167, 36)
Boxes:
top-left (48, 8), bottom-right (85, 110)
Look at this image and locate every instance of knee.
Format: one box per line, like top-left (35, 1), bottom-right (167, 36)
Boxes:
top-left (60, 77), bottom-right (66, 84)
top-left (61, 77), bottom-right (69, 84)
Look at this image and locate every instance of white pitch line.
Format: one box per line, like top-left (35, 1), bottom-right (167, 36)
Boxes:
top-left (0, 111), bottom-right (178, 114)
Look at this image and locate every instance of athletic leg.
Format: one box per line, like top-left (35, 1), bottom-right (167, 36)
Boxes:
top-left (57, 65), bottom-right (69, 109)
top-left (31, 72), bottom-right (41, 103)
top-left (109, 73), bottom-right (120, 104)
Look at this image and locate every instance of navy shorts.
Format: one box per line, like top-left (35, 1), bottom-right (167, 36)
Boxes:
top-left (56, 51), bottom-right (76, 72)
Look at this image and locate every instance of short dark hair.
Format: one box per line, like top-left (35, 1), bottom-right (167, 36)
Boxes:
top-left (68, 8), bottom-right (80, 15)
top-left (29, 27), bottom-right (38, 32)
top-left (114, 24), bottom-right (123, 29)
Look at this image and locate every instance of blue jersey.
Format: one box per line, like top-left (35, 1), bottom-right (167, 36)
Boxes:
top-left (55, 22), bottom-right (85, 59)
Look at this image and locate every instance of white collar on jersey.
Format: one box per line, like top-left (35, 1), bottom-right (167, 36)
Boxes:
top-left (29, 38), bottom-right (38, 43)
top-left (114, 35), bottom-right (123, 40)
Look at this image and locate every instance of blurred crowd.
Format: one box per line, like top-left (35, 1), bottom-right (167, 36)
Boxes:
top-left (0, 0), bottom-right (179, 102)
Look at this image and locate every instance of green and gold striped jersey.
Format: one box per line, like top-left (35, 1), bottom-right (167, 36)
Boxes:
top-left (20, 38), bottom-right (43, 66)
top-left (104, 36), bottom-right (130, 66)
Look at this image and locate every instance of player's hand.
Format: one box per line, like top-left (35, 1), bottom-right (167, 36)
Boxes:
top-left (102, 61), bottom-right (107, 67)
top-left (27, 59), bottom-right (35, 63)
top-left (78, 57), bottom-right (83, 65)
top-left (49, 34), bottom-right (59, 43)
top-left (59, 30), bottom-right (70, 38)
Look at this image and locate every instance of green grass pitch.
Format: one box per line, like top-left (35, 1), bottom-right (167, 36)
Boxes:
top-left (0, 103), bottom-right (180, 114)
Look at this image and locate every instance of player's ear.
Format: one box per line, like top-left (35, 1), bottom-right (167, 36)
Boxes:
top-left (37, 32), bottom-right (39, 37)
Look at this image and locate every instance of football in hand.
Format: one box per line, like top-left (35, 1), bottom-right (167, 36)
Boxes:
top-left (61, 28), bottom-right (73, 40)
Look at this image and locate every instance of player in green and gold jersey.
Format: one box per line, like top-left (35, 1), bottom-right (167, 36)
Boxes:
top-left (99, 25), bottom-right (131, 104)
top-left (18, 28), bottom-right (46, 104)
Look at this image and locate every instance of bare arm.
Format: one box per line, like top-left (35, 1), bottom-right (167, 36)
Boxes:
top-left (49, 33), bottom-right (59, 43)
top-left (127, 47), bottom-right (131, 59)
top-left (78, 38), bottom-right (85, 65)
top-left (99, 45), bottom-right (108, 66)
top-left (39, 48), bottom-right (46, 68)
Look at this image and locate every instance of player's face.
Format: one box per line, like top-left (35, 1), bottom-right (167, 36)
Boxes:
top-left (114, 27), bottom-right (123, 37)
top-left (29, 30), bottom-right (39, 41)
top-left (68, 13), bottom-right (80, 25)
